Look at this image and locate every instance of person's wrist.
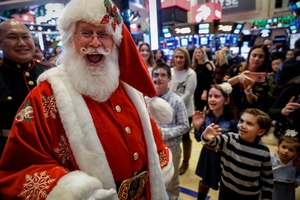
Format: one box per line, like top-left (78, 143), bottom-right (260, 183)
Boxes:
top-left (237, 75), bottom-right (240, 83)
top-left (244, 89), bottom-right (252, 95)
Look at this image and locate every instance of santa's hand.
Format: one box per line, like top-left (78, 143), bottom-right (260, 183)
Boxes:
top-left (87, 188), bottom-right (116, 200)
top-left (203, 123), bottom-right (221, 141)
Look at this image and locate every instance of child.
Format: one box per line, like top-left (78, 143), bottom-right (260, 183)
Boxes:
top-left (145, 63), bottom-right (190, 200)
top-left (193, 82), bottom-right (238, 200)
top-left (264, 57), bottom-right (282, 112)
top-left (200, 108), bottom-right (273, 200)
top-left (271, 130), bottom-right (300, 200)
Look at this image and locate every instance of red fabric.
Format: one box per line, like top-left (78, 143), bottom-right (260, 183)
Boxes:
top-left (119, 24), bottom-right (157, 98)
top-left (0, 81), bottom-right (166, 200)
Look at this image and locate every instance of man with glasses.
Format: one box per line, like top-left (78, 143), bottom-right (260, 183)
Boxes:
top-left (0, 0), bottom-right (173, 199)
top-left (146, 63), bottom-right (189, 200)
top-left (0, 20), bottom-right (52, 157)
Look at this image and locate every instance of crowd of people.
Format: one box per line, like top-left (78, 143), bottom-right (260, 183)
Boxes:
top-left (137, 35), bottom-right (300, 200)
top-left (1, 0), bottom-right (300, 199)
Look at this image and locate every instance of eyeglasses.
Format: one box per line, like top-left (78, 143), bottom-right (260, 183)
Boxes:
top-left (75, 31), bottom-right (111, 42)
top-left (153, 73), bottom-right (169, 78)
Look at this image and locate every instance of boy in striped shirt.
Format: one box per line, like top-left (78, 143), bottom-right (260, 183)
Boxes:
top-left (199, 108), bottom-right (273, 200)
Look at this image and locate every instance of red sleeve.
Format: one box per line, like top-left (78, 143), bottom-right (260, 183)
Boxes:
top-left (0, 82), bottom-right (70, 199)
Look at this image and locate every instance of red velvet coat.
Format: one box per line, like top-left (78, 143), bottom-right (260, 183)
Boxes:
top-left (0, 67), bottom-right (173, 200)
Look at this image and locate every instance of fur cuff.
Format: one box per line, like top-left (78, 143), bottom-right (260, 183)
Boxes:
top-left (46, 171), bottom-right (116, 200)
top-left (147, 97), bottom-right (173, 123)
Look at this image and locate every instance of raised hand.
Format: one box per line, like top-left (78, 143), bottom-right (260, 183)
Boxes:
top-left (281, 96), bottom-right (300, 116)
top-left (192, 111), bottom-right (205, 131)
top-left (203, 123), bottom-right (222, 141)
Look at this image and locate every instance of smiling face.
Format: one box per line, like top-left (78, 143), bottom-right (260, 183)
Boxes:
top-left (237, 113), bottom-right (266, 142)
top-left (152, 67), bottom-right (171, 94)
top-left (173, 50), bottom-right (186, 70)
top-left (277, 140), bottom-right (298, 164)
top-left (248, 48), bottom-right (265, 70)
top-left (139, 44), bottom-right (151, 61)
top-left (208, 88), bottom-right (229, 113)
top-left (73, 21), bottom-right (114, 67)
top-left (0, 20), bottom-right (35, 64)
top-left (193, 48), bottom-right (203, 61)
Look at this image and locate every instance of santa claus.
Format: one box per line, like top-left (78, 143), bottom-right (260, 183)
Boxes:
top-left (0, 0), bottom-right (174, 199)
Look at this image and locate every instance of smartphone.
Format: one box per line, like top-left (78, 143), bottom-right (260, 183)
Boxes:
top-left (246, 72), bottom-right (266, 83)
top-left (296, 95), bottom-right (300, 103)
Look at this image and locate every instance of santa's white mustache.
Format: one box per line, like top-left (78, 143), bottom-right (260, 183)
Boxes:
top-left (80, 47), bottom-right (110, 56)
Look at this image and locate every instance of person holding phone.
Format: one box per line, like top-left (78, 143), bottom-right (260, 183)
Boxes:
top-left (268, 75), bottom-right (300, 138)
top-left (223, 44), bottom-right (270, 116)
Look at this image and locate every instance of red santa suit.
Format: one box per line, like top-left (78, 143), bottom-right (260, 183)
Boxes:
top-left (0, 66), bottom-right (173, 199)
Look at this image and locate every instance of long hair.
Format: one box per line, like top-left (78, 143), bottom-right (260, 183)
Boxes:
top-left (215, 50), bottom-right (228, 67)
top-left (242, 44), bottom-right (270, 72)
top-left (138, 42), bottom-right (155, 67)
top-left (171, 47), bottom-right (191, 70)
top-left (191, 47), bottom-right (209, 70)
top-left (205, 84), bottom-right (237, 120)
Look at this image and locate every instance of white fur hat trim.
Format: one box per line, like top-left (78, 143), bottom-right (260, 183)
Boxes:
top-left (58, 0), bottom-right (123, 46)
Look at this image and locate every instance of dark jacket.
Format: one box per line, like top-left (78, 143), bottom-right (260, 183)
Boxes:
top-left (0, 57), bottom-right (52, 130)
top-left (276, 51), bottom-right (300, 86)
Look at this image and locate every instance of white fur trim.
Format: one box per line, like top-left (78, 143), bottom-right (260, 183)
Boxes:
top-left (161, 148), bottom-right (174, 187)
top-left (46, 171), bottom-right (108, 200)
top-left (38, 67), bottom-right (167, 199)
top-left (38, 67), bottom-right (118, 200)
top-left (147, 97), bottom-right (173, 123)
top-left (58, 0), bottom-right (122, 46)
top-left (122, 83), bottom-right (167, 200)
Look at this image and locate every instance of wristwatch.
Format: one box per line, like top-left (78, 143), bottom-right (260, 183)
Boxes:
top-left (244, 89), bottom-right (252, 94)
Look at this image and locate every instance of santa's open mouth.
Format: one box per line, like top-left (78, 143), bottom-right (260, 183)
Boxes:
top-left (86, 54), bottom-right (103, 64)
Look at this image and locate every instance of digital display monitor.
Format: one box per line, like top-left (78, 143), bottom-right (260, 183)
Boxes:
top-left (274, 35), bottom-right (286, 42)
top-left (162, 28), bottom-right (171, 38)
top-left (200, 37), bottom-right (208, 45)
top-left (231, 35), bottom-right (239, 45)
top-left (233, 23), bottom-right (244, 34)
top-left (165, 38), bottom-right (175, 47)
top-left (230, 47), bottom-right (239, 55)
top-left (198, 23), bottom-right (210, 34)
top-left (180, 38), bottom-right (188, 47)
top-left (219, 36), bottom-right (226, 44)
top-left (290, 33), bottom-right (300, 49)
top-left (162, 28), bottom-right (170, 34)
top-left (290, 23), bottom-right (297, 34)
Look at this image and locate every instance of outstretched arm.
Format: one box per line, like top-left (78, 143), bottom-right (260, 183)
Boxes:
top-left (202, 123), bottom-right (222, 141)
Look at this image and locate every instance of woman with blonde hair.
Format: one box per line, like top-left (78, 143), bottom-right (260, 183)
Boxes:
top-left (213, 50), bottom-right (229, 84)
top-left (169, 47), bottom-right (197, 175)
top-left (192, 47), bottom-right (214, 112)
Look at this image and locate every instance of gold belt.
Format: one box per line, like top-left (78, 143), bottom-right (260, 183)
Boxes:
top-left (117, 170), bottom-right (149, 200)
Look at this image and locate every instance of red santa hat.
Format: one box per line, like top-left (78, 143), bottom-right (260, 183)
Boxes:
top-left (58, 0), bottom-right (157, 97)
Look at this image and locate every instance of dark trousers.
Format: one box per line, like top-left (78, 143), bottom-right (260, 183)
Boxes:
top-left (219, 182), bottom-right (259, 200)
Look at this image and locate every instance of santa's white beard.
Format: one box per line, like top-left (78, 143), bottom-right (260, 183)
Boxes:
top-left (59, 44), bottom-right (120, 102)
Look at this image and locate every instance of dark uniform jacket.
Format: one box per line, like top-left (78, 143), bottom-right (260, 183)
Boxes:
top-left (0, 57), bottom-right (52, 134)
